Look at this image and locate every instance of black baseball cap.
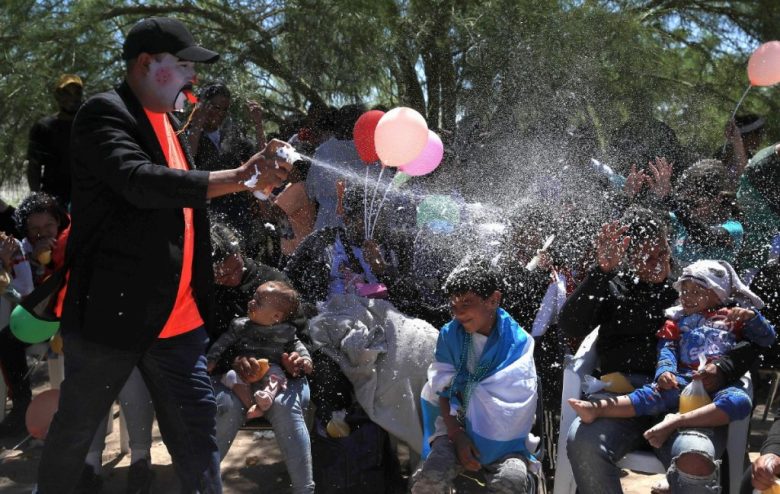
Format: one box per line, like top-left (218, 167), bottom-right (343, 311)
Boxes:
top-left (122, 17), bottom-right (219, 63)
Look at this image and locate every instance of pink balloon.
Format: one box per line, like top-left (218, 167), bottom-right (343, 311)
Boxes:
top-left (26, 389), bottom-right (59, 439)
top-left (748, 41), bottom-right (780, 87)
top-left (399, 131), bottom-right (444, 177)
top-left (374, 107), bottom-right (429, 167)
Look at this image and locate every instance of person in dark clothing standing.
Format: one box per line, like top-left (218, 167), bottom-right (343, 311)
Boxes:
top-left (185, 82), bottom-right (272, 262)
top-left (27, 73), bottom-right (84, 207)
top-left (562, 206), bottom-right (762, 494)
top-left (34, 18), bottom-right (292, 494)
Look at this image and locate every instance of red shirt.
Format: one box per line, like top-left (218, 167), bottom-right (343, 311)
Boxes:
top-left (145, 109), bottom-right (204, 338)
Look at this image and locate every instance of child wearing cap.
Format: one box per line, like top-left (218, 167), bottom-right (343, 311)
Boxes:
top-left (569, 259), bottom-right (775, 448)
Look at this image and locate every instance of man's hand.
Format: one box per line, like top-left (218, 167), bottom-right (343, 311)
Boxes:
top-left (452, 432), bottom-right (481, 471)
top-left (656, 371), bottom-right (678, 390)
top-left (691, 362), bottom-right (725, 393)
top-left (281, 352), bottom-right (312, 377)
top-left (752, 453), bottom-right (780, 490)
top-left (595, 221), bottom-right (630, 273)
top-left (238, 139), bottom-right (294, 192)
top-left (233, 356), bottom-right (266, 384)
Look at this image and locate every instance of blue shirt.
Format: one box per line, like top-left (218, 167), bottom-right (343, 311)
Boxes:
top-left (670, 213), bottom-right (743, 266)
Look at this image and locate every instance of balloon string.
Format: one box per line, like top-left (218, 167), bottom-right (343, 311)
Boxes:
top-left (722, 84), bottom-right (752, 154)
top-left (412, 228), bottom-right (423, 248)
top-left (363, 166), bottom-right (369, 240)
top-left (367, 165), bottom-right (385, 240)
top-left (0, 433), bottom-right (32, 459)
top-left (371, 179), bottom-right (395, 239)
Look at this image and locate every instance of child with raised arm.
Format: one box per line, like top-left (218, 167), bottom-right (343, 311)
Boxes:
top-left (207, 280), bottom-right (312, 419)
top-left (569, 259), bottom-right (775, 448)
top-left (413, 259), bottom-right (537, 494)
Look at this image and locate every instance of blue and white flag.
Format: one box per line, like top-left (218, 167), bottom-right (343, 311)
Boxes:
top-left (420, 308), bottom-right (537, 465)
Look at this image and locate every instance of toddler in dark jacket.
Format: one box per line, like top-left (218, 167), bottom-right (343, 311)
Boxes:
top-left (207, 281), bottom-right (312, 419)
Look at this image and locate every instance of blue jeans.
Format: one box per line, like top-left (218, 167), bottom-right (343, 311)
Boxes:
top-left (214, 375), bottom-right (314, 494)
top-left (37, 328), bottom-right (221, 494)
top-left (89, 367), bottom-right (154, 456)
top-left (567, 416), bottom-right (726, 494)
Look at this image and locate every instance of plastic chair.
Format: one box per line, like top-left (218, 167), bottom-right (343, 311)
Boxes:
top-left (553, 327), bottom-right (751, 494)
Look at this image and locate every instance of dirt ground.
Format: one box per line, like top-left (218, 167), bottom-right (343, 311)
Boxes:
top-left (0, 364), bottom-right (774, 493)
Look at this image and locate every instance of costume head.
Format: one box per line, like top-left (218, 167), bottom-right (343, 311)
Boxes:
top-left (122, 17), bottom-right (219, 111)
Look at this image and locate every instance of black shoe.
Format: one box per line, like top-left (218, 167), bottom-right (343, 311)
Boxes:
top-left (126, 458), bottom-right (154, 494)
top-left (0, 403), bottom-right (29, 437)
top-left (74, 465), bottom-right (103, 494)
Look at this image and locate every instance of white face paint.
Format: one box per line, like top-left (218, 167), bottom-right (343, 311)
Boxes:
top-left (145, 53), bottom-right (195, 111)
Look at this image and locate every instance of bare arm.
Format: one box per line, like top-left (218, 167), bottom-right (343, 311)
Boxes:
top-left (247, 100), bottom-right (267, 149)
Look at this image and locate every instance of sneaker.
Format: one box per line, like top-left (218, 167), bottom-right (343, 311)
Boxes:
top-left (126, 459), bottom-right (154, 494)
top-left (74, 465), bottom-right (103, 494)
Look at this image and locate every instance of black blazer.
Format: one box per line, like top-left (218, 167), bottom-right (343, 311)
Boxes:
top-left (62, 81), bottom-right (214, 352)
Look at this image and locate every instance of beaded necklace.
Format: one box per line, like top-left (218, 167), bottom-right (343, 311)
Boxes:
top-left (448, 332), bottom-right (492, 420)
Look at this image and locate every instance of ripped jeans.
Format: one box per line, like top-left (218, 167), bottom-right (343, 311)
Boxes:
top-left (567, 415), bottom-right (726, 494)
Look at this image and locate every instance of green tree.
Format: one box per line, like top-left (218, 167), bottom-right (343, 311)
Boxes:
top-left (0, 0), bottom-right (778, 189)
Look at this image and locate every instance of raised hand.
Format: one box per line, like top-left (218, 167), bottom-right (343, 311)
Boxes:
top-left (647, 157), bottom-right (673, 199)
top-left (247, 100), bottom-right (264, 125)
top-left (624, 164), bottom-right (648, 199)
top-left (595, 221), bottom-right (630, 273)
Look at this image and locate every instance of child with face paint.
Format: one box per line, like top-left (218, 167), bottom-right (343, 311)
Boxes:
top-left (34, 17), bottom-right (298, 494)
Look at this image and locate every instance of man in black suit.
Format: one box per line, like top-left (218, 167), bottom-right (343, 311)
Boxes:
top-left (35, 17), bottom-right (291, 494)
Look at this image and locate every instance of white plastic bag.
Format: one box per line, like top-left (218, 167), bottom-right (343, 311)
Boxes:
top-left (679, 354), bottom-right (712, 413)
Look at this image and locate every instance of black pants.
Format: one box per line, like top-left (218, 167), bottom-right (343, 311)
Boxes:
top-left (0, 327), bottom-right (31, 405)
top-left (37, 327), bottom-right (221, 494)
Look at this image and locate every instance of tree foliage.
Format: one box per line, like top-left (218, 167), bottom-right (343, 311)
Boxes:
top-left (0, 0), bottom-right (777, 186)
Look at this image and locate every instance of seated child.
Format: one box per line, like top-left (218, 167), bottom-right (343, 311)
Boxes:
top-left (413, 259), bottom-right (537, 494)
top-left (207, 281), bottom-right (313, 419)
top-left (569, 259), bottom-right (776, 448)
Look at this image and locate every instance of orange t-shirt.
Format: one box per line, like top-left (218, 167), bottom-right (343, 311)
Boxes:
top-left (145, 109), bottom-right (204, 338)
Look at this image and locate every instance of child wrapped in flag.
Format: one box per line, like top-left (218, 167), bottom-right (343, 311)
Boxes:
top-left (412, 258), bottom-right (538, 494)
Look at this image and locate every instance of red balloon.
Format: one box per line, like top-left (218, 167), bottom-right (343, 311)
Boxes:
top-left (26, 389), bottom-right (59, 439)
top-left (353, 110), bottom-right (385, 163)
